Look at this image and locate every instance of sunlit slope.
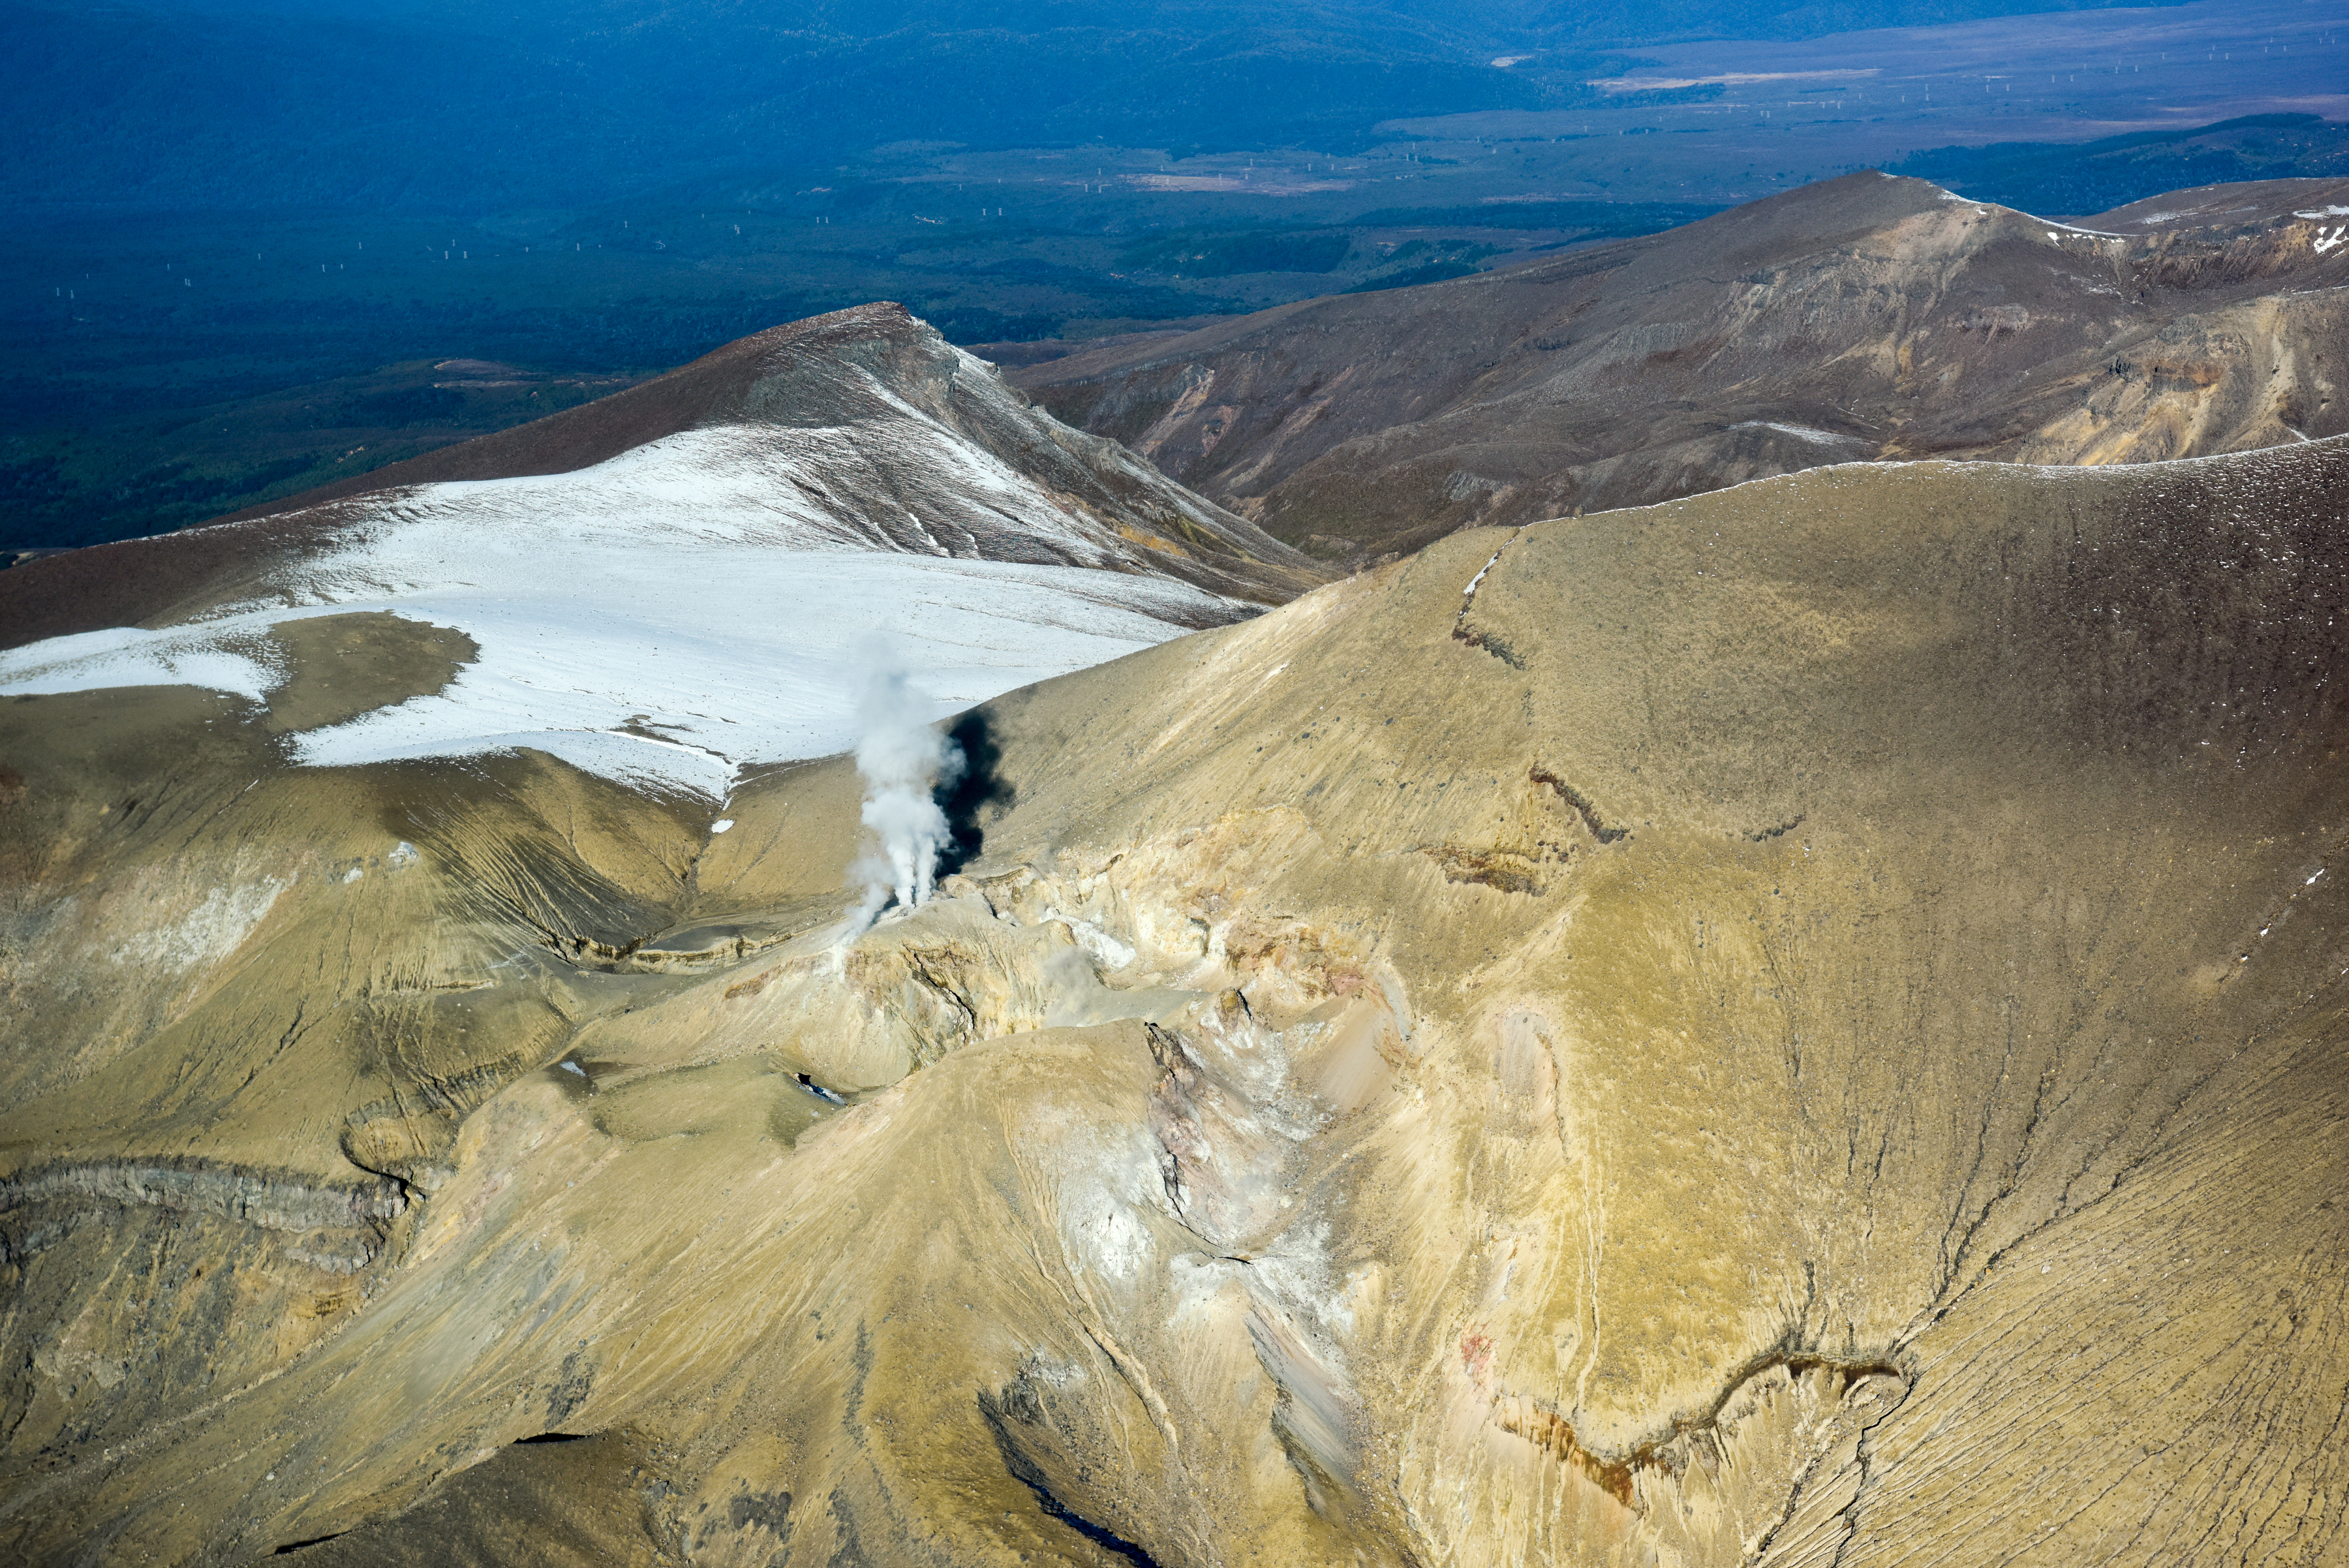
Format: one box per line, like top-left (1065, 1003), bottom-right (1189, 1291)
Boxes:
top-left (4, 438), bottom-right (2346, 1565)
top-left (1019, 171), bottom-right (2349, 563)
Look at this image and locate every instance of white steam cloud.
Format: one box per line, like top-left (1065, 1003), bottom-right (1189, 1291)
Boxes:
top-left (842, 641), bottom-right (965, 939)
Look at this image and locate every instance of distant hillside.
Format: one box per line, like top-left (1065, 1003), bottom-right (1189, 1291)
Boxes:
top-left (1014, 170), bottom-right (2349, 562)
top-left (1888, 113), bottom-right (2349, 216)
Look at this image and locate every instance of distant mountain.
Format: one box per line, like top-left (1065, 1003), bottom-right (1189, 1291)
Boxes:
top-left (0, 303), bottom-right (1321, 795)
top-left (1889, 112), bottom-right (2349, 217)
top-left (1012, 171), bottom-right (2349, 562)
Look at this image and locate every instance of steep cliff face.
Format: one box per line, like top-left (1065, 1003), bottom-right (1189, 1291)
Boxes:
top-left (1013, 173), bottom-right (2349, 564)
top-left (6, 437), bottom-right (2346, 1565)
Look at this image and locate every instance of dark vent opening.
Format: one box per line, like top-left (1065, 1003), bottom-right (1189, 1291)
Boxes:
top-left (272, 1532), bottom-right (347, 1556)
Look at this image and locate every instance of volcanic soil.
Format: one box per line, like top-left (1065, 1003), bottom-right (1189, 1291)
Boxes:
top-left (1014, 170), bottom-right (2349, 563)
top-left (5, 433), bottom-right (2346, 1565)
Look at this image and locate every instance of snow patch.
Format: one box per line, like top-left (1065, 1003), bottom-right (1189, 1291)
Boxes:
top-left (1732, 420), bottom-right (1870, 446)
top-left (2, 624), bottom-right (277, 703)
top-left (0, 423), bottom-right (1252, 799)
top-left (1462, 549), bottom-right (1505, 598)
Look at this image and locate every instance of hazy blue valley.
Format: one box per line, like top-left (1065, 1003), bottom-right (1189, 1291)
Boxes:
top-left (3, 0), bottom-right (2343, 546)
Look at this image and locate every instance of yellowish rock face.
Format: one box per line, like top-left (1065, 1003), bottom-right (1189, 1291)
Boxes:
top-left (6, 440), bottom-right (2348, 1566)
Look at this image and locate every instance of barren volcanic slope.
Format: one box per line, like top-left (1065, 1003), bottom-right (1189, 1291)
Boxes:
top-left (0, 303), bottom-right (1319, 797)
top-left (5, 435), bottom-right (2346, 1565)
top-left (1015, 171), bottom-right (2349, 564)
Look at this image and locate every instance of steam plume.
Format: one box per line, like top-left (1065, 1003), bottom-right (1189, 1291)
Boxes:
top-left (842, 641), bottom-right (964, 938)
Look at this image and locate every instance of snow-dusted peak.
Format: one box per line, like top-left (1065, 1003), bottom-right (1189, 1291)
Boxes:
top-left (0, 305), bottom-right (1327, 798)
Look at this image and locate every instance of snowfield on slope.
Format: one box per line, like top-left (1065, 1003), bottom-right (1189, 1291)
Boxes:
top-left (0, 424), bottom-right (1257, 798)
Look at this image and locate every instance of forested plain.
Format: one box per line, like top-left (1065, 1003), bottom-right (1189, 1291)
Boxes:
top-left (4, 0), bottom-right (2342, 547)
